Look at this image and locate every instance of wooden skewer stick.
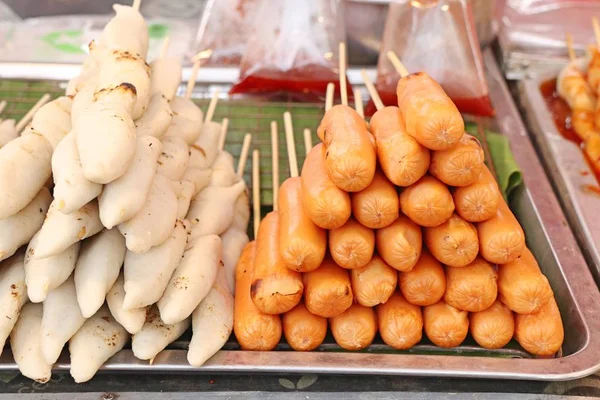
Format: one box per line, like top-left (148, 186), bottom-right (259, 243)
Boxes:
top-left (593, 17), bottom-right (600, 48)
top-left (325, 83), bottom-right (335, 112)
top-left (0, 100), bottom-right (6, 117)
top-left (159, 36), bottom-right (170, 59)
top-left (339, 42), bottom-right (348, 106)
top-left (132, 0), bottom-right (142, 11)
top-left (386, 50), bottom-right (409, 78)
top-left (271, 121), bottom-right (280, 211)
top-left (237, 133), bottom-right (252, 178)
top-left (283, 112), bottom-right (299, 178)
top-left (16, 93), bottom-right (50, 132)
top-left (185, 61), bottom-right (201, 100)
top-left (303, 129), bottom-right (312, 156)
top-left (252, 149), bottom-right (261, 238)
top-left (204, 90), bottom-right (220, 123)
top-left (218, 118), bottom-right (229, 151)
top-left (354, 88), bottom-right (364, 119)
top-left (566, 33), bottom-right (576, 62)
top-left (361, 69), bottom-right (384, 111)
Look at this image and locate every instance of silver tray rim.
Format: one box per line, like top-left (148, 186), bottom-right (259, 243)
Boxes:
top-left (1, 49), bottom-right (600, 382)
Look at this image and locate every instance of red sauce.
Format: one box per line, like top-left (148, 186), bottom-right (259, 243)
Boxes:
top-left (540, 78), bottom-right (600, 184)
top-left (229, 65), bottom-right (353, 103)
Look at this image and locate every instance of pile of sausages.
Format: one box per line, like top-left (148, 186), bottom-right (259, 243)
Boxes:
top-left (234, 72), bottom-right (564, 356)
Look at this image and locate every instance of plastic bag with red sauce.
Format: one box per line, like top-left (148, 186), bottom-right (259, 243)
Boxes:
top-left (192, 0), bottom-right (259, 66)
top-left (365, 0), bottom-right (494, 117)
top-left (229, 0), bottom-right (352, 102)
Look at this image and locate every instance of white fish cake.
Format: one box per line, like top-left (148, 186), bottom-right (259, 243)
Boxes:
top-left (10, 303), bottom-right (52, 383)
top-left (187, 181), bottom-right (246, 241)
top-left (69, 305), bottom-right (129, 383)
top-left (0, 133), bottom-right (53, 219)
top-left (131, 306), bottom-right (190, 361)
top-left (157, 234), bottom-right (221, 325)
top-left (123, 220), bottom-right (187, 310)
top-left (187, 121), bottom-right (221, 170)
top-left (0, 187), bottom-right (52, 262)
top-left (0, 119), bottom-right (17, 149)
top-left (41, 275), bottom-right (85, 364)
top-left (135, 94), bottom-right (173, 138)
top-left (231, 191), bottom-right (250, 233)
top-left (181, 168), bottom-right (212, 196)
top-left (76, 84), bottom-right (137, 184)
top-left (52, 131), bottom-right (103, 215)
top-left (99, 136), bottom-right (162, 229)
top-left (156, 136), bottom-right (189, 181)
top-left (150, 58), bottom-right (182, 101)
top-left (107, 273), bottom-right (147, 334)
top-left (100, 4), bottom-right (149, 59)
top-left (25, 232), bottom-right (80, 303)
top-left (70, 77), bottom-right (97, 124)
top-left (34, 199), bottom-right (103, 260)
top-left (220, 227), bottom-right (249, 292)
top-left (31, 96), bottom-right (72, 150)
top-left (171, 180), bottom-right (196, 219)
top-left (74, 228), bottom-right (126, 318)
top-left (118, 174), bottom-right (178, 253)
top-left (187, 265), bottom-right (233, 367)
top-left (170, 96), bottom-right (203, 122)
top-left (163, 115), bottom-right (203, 146)
top-left (209, 151), bottom-right (237, 187)
top-left (0, 252), bottom-right (27, 356)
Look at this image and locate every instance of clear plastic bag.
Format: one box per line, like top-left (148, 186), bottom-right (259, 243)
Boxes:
top-left (366, 0), bottom-right (494, 117)
top-left (191, 0), bottom-right (259, 66)
top-left (229, 0), bottom-right (352, 102)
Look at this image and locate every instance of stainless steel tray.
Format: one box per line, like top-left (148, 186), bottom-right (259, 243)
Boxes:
top-left (0, 49), bottom-right (600, 381)
top-left (518, 73), bottom-right (600, 283)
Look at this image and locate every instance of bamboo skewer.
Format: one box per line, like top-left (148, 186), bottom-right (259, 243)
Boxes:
top-left (339, 42), bottom-right (348, 106)
top-left (271, 121), bottom-right (280, 211)
top-left (132, 0), bottom-right (142, 11)
top-left (185, 61), bottom-right (201, 100)
top-left (218, 118), bottom-right (229, 151)
top-left (159, 36), bottom-right (170, 59)
top-left (205, 90), bottom-right (220, 123)
top-left (303, 128), bottom-right (312, 156)
top-left (566, 33), bottom-right (576, 62)
top-left (354, 88), bottom-right (364, 119)
top-left (237, 133), bottom-right (252, 179)
top-left (16, 93), bottom-right (51, 132)
top-left (252, 149), bottom-right (260, 238)
top-left (283, 112), bottom-right (299, 178)
top-left (361, 69), bottom-right (384, 111)
top-left (593, 17), bottom-right (600, 48)
top-left (0, 101), bottom-right (6, 117)
top-left (386, 50), bottom-right (409, 78)
top-left (325, 83), bottom-right (335, 112)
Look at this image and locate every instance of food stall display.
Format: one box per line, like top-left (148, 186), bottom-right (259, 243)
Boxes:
top-left (0, 0), bottom-right (599, 386)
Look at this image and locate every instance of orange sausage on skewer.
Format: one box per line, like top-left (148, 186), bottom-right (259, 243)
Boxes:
top-left (453, 166), bottom-right (501, 223)
top-left (514, 296), bottom-right (564, 356)
top-left (301, 143), bottom-right (352, 229)
top-left (375, 215), bottom-right (422, 272)
top-left (429, 133), bottom-right (485, 187)
top-left (377, 291), bottom-right (423, 350)
top-left (282, 302), bottom-right (327, 351)
top-left (423, 300), bottom-right (469, 348)
top-left (477, 200), bottom-right (525, 265)
top-left (469, 299), bottom-right (514, 349)
top-left (329, 217), bottom-right (375, 270)
top-left (352, 167), bottom-right (399, 229)
top-left (234, 242), bottom-right (282, 350)
top-left (497, 247), bottom-right (553, 314)
top-left (278, 177), bottom-right (326, 272)
top-left (317, 105), bottom-right (377, 192)
top-left (396, 72), bottom-right (465, 151)
top-left (398, 249), bottom-right (446, 307)
top-left (400, 175), bottom-right (454, 228)
top-left (369, 106), bottom-right (430, 187)
top-left (424, 213), bottom-right (479, 268)
top-left (330, 303), bottom-right (377, 351)
top-left (303, 256), bottom-right (353, 318)
top-left (350, 255), bottom-right (397, 307)
top-left (444, 257), bottom-right (498, 312)
top-left (251, 211), bottom-right (303, 315)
